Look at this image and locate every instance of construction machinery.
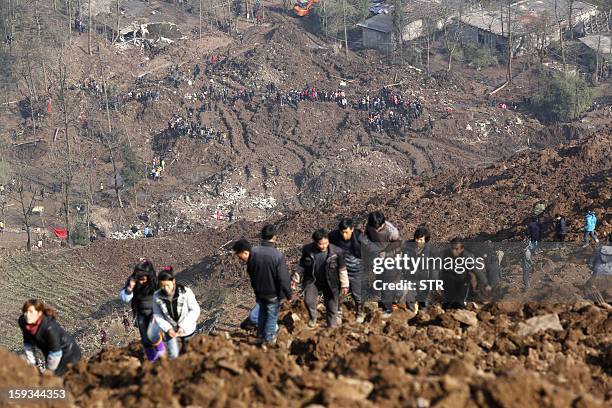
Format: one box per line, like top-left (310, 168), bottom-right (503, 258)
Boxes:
top-left (293, 0), bottom-right (320, 17)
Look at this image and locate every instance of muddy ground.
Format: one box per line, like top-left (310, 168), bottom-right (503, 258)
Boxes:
top-left (2, 1), bottom-right (610, 238)
top-left (1, 300), bottom-right (610, 407)
top-left (0, 129), bottom-right (609, 356)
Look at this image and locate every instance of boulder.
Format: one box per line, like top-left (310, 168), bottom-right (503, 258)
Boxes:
top-left (517, 313), bottom-right (563, 337)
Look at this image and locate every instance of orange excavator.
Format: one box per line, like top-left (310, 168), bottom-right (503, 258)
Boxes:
top-left (293, 0), bottom-right (320, 17)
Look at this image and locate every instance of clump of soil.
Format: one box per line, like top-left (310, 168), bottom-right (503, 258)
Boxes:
top-left (8, 301), bottom-right (597, 407)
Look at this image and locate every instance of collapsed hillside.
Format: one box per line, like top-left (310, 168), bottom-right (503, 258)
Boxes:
top-left (2, 301), bottom-right (610, 407)
top-left (0, 129), bottom-right (609, 355)
top-left (6, 1), bottom-right (608, 236)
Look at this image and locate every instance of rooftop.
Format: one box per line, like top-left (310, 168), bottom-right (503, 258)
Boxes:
top-left (578, 34), bottom-right (612, 56)
top-left (358, 0), bottom-right (454, 33)
top-left (459, 0), bottom-right (598, 37)
top-left (357, 13), bottom-right (394, 33)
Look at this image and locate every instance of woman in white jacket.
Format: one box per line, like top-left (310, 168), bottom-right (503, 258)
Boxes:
top-left (151, 267), bottom-right (201, 359)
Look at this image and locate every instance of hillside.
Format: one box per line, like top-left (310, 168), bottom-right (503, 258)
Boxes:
top-left (1, 128), bottom-right (609, 353)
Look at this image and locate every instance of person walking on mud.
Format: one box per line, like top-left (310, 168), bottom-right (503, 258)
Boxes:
top-left (18, 299), bottom-right (82, 376)
top-left (440, 238), bottom-right (485, 308)
top-left (294, 229), bottom-right (349, 328)
top-left (119, 259), bottom-right (165, 361)
top-left (360, 211), bottom-right (402, 318)
top-left (403, 226), bottom-right (435, 313)
top-left (329, 218), bottom-right (365, 323)
top-left (232, 225), bottom-right (292, 345)
top-left (582, 210), bottom-right (599, 248)
top-left (555, 214), bottom-right (568, 249)
top-left (152, 266), bottom-right (201, 359)
top-left (527, 217), bottom-right (543, 252)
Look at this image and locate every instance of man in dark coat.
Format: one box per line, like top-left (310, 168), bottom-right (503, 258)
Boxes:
top-left (294, 229), bottom-right (349, 328)
top-left (233, 225), bottom-right (291, 345)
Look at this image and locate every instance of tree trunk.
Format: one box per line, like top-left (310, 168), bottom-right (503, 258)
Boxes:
top-left (568, 0), bottom-right (574, 40)
top-left (426, 34), bottom-right (430, 74)
top-left (342, 0), bottom-right (349, 61)
top-left (68, 0), bottom-right (72, 44)
top-left (112, 0), bottom-right (119, 45)
top-left (506, 1), bottom-right (512, 85)
top-left (554, 0), bottom-right (566, 70)
top-left (199, 0), bottom-right (203, 39)
top-left (227, 0), bottom-right (232, 33)
top-left (17, 178), bottom-right (33, 252)
top-left (88, 0), bottom-right (92, 55)
top-left (594, 34), bottom-right (601, 84)
top-left (109, 145), bottom-right (123, 208)
top-left (59, 52), bottom-right (72, 245)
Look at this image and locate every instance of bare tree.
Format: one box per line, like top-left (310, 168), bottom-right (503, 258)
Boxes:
top-left (441, 1), bottom-right (464, 72)
top-left (554, 0), bottom-right (566, 70)
top-left (112, 0), bottom-right (120, 45)
top-left (55, 46), bottom-right (76, 244)
top-left (530, 11), bottom-right (552, 67)
top-left (567, 0), bottom-right (575, 40)
top-left (391, 0), bottom-right (405, 60)
top-left (342, 0), bottom-right (349, 61)
top-left (13, 174), bottom-right (38, 251)
top-left (88, 0), bottom-right (92, 55)
top-left (199, 0), bottom-right (203, 39)
top-left (506, 0), bottom-right (513, 85)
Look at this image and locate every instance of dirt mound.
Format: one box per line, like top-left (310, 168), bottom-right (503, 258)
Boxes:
top-left (0, 347), bottom-right (65, 407)
top-left (275, 127), bottom-right (612, 243)
top-left (42, 302), bottom-right (607, 407)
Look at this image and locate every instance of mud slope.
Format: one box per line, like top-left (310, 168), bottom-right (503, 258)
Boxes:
top-left (2, 301), bottom-right (610, 407)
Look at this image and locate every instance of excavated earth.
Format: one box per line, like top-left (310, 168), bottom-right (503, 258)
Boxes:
top-left (0, 127), bottom-right (610, 408)
top-left (1, 300), bottom-right (611, 407)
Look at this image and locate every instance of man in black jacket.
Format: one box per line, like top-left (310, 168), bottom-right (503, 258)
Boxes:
top-left (527, 217), bottom-right (543, 251)
top-left (440, 238), bottom-right (487, 309)
top-left (329, 218), bottom-right (365, 323)
top-left (294, 229), bottom-right (349, 328)
top-left (232, 225), bottom-right (291, 345)
top-left (555, 214), bottom-right (568, 248)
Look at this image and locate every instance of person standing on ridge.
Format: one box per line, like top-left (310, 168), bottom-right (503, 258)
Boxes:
top-left (295, 229), bottom-right (349, 328)
top-left (583, 210), bottom-right (599, 247)
top-left (329, 218), bottom-right (365, 323)
top-left (232, 225), bottom-right (291, 345)
top-left (119, 259), bottom-right (165, 361)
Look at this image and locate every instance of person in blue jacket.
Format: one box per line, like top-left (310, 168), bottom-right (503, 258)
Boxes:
top-left (583, 210), bottom-right (599, 247)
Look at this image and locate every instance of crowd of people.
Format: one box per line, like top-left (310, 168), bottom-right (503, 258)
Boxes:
top-left (163, 112), bottom-right (225, 144)
top-left (523, 209), bottom-right (604, 290)
top-left (362, 89), bottom-right (424, 132)
top-left (230, 215), bottom-right (505, 345)
top-left (16, 206), bottom-right (609, 375)
top-left (126, 89), bottom-right (161, 104)
top-left (270, 86), bottom-right (349, 109)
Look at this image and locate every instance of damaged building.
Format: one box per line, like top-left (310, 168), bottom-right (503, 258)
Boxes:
top-left (457, 0), bottom-right (600, 55)
top-left (578, 34), bottom-right (612, 63)
top-left (357, 0), bottom-right (458, 52)
top-left (88, 0), bottom-right (196, 45)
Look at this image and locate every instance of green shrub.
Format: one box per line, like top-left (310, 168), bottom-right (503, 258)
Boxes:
top-left (462, 43), bottom-right (499, 69)
top-left (71, 222), bottom-right (90, 246)
top-left (120, 144), bottom-right (145, 188)
top-left (532, 71), bottom-right (593, 123)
